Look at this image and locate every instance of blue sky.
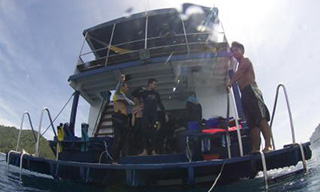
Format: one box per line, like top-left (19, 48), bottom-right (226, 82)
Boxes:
top-left (0, 0), bottom-right (319, 149)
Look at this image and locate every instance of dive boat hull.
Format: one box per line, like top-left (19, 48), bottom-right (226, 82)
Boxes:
top-left (6, 142), bottom-right (312, 187)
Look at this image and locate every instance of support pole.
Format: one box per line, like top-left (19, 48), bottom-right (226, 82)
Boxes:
top-left (69, 91), bottom-right (80, 135)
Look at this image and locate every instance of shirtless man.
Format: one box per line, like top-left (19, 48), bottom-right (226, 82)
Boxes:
top-left (227, 42), bottom-right (272, 153)
top-left (112, 74), bottom-right (134, 163)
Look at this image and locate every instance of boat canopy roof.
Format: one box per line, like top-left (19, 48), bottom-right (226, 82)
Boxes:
top-left (82, 3), bottom-right (219, 58)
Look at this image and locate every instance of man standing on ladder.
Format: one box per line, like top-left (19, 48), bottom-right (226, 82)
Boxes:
top-left (227, 41), bottom-right (272, 153)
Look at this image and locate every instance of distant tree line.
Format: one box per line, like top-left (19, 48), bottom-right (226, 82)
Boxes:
top-left (0, 125), bottom-right (55, 159)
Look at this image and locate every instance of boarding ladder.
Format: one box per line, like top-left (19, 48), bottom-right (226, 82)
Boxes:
top-left (208, 84), bottom-right (308, 192)
top-left (7, 107), bottom-right (57, 179)
top-left (261, 84), bottom-right (308, 190)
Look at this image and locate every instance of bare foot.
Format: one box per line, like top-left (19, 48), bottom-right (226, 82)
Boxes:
top-left (250, 150), bottom-right (261, 154)
top-left (262, 147), bottom-right (273, 153)
top-left (138, 149), bottom-right (148, 156)
top-left (151, 150), bottom-right (158, 156)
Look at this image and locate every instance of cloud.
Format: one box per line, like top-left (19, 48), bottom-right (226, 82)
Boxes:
top-left (0, 1), bottom-right (79, 131)
top-left (0, 96), bottom-right (21, 126)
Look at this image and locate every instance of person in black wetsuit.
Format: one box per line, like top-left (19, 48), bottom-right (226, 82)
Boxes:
top-left (131, 97), bottom-right (143, 153)
top-left (136, 78), bottom-right (169, 156)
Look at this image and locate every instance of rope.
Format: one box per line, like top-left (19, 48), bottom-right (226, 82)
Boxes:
top-left (207, 160), bottom-right (227, 192)
top-left (99, 141), bottom-right (113, 163)
top-left (103, 141), bottom-right (113, 160)
top-left (38, 93), bottom-right (74, 139)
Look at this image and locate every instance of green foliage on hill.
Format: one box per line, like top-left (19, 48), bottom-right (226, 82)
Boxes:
top-left (0, 125), bottom-right (55, 159)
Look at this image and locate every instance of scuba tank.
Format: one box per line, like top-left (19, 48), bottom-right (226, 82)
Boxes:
top-left (57, 123), bottom-right (64, 153)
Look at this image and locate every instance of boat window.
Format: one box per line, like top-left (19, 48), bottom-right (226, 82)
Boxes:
top-left (147, 13), bottom-right (183, 38)
top-left (112, 18), bottom-right (146, 50)
top-left (87, 25), bottom-right (114, 59)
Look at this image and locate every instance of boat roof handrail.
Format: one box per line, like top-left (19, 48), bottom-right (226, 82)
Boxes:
top-left (76, 42), bottom-right (227, 73)
top-left (77, 39), bottom-right (227, 73)
top-left (79, 31), bottom-right (215, 58)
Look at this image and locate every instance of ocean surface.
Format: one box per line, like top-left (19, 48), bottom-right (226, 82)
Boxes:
top-left (1, 146), bottom-right (320, 192)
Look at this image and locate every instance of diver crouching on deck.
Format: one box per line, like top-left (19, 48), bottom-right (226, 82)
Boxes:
top-left (111, 74), bottom-right (134, 164)
top-left (227, 41), bottom-right (272, 153)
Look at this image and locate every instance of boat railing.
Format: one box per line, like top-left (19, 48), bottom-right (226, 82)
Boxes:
top-left (16, 112), bottom-right (37, 152)
top-left (76, 31), bottom-right (227, 72)
top-left (259, 151), bottom-right (269, 190)
top-left (270, 84), bottom-right (295, 149)
top-left (35, 107), bottom-right (57, 157)
top-left (79, 32), bottom-right (215, 57)
top-left (227, 87), bottom-right (244, 157)
top-left (11, 108), bottom-right (57, 175)
top-left (269, 84), bottom-right (308, 173)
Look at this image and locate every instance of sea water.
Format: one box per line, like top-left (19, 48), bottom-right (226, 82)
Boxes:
top-left (1, 147), bottom-right (320, 192)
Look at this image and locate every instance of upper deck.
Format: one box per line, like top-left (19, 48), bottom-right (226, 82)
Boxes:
top-left (68, 4), bottom-right (231, 108)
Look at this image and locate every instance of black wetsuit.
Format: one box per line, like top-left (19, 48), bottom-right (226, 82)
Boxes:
top-left (111, 112), bottom-right (129, 161)
top-left (111, 81), bottom-right (134, 162)
top-left (131, 117), bottom-right (143, 151)
top-left (138, 89), bottom-right (166, 152)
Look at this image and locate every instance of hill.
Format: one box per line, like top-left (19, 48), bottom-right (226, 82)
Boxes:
top-left (0, 125), bottom-right (55, 159)
top-left (310, 124), bottom-right (320, 149)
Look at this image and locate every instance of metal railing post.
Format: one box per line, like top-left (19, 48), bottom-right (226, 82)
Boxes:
top-left (105, 23), bottom-right (116, 66)
top-left (228, 87), bottom-right (244, 157)
top-left (16, 112), bottom-right (36, 152)
top-left (7, 150), bottom-right (16, 168)
top-left (270, 84), bottom-right (296, 149)
top-left (19, 150), bottom-right (29, 180)
top-left (35, 107), bottom-right (56, 157)
top-left (296, 143), bottom-right (308, 174)
top-left (35, 109), bottom-right (45, 157)
top-left (180, 15), bottom-right (190, 54)
top-left (16, 113), bottom-right (26, 152)
top-left (259, 151), bottom-right (269, 190)
top-left (77, 32), bottom-right (88, 65)
top-left (144, 12), bottom-right (149, 49)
